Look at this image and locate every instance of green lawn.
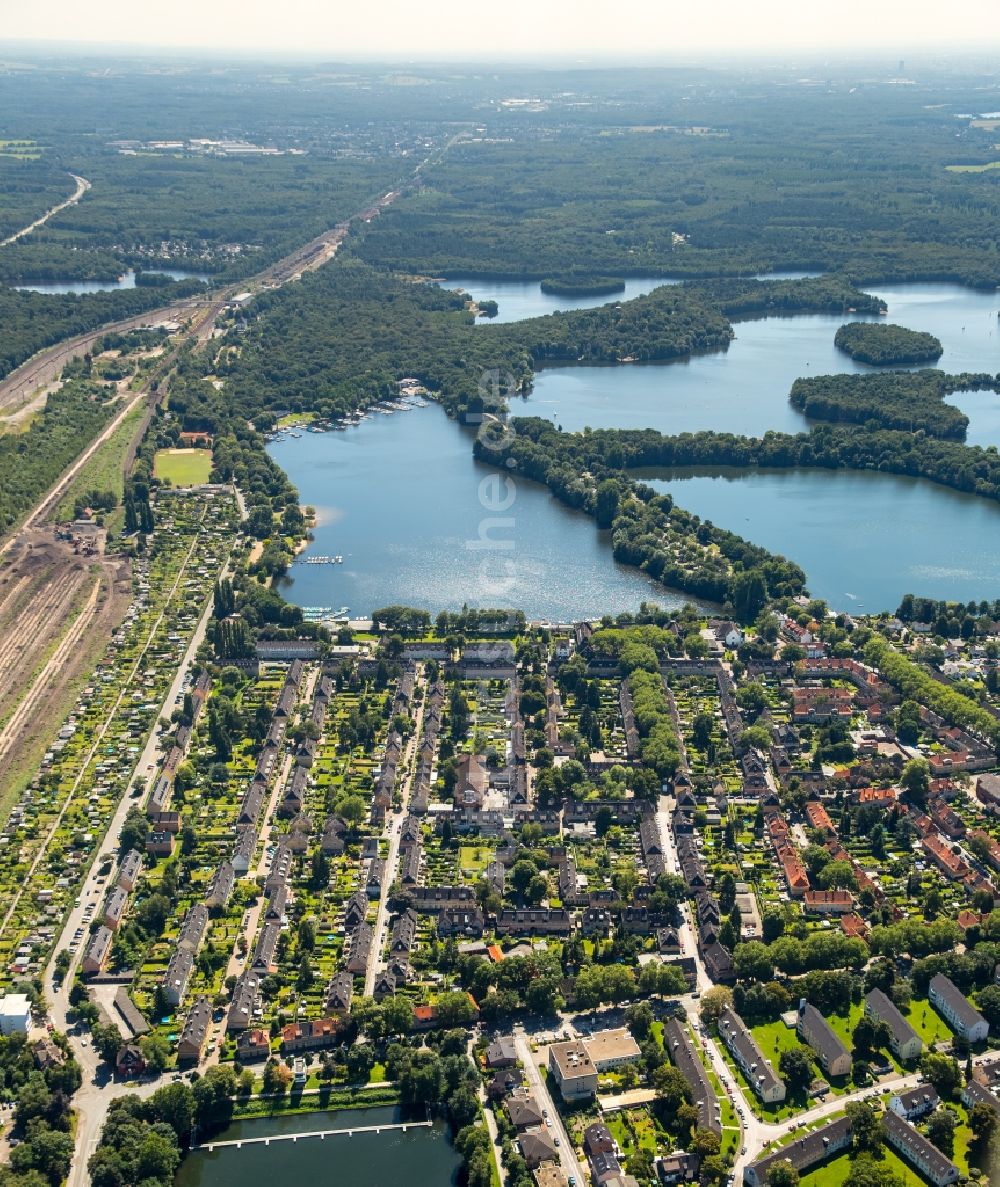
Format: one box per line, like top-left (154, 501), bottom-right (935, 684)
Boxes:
top-left (798, 1148), bottom-right (928, 1187)
top-left (458, 844), bottom-right (492, 873)
top-left (946, 161), bottom-right (1000, 172)
top-left (904, 999), bottom-right (953, 1047)
top-left (153, 448), bottom-right (214, 485)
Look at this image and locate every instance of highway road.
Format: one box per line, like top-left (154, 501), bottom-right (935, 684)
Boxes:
top-left (0, 173), bottom-right (91, 247)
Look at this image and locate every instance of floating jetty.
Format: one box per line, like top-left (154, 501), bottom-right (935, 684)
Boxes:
top-left (194, 1119), bottom-right (432, 1152)
top-left (303, 555), bottom-right (343, 565)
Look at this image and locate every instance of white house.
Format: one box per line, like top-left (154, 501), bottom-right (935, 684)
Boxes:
top-left (0, 993), bottom-right (32, 1035)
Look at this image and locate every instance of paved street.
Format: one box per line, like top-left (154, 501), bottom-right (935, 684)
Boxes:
top-left (514, 1028), bottom-right (587, 1186)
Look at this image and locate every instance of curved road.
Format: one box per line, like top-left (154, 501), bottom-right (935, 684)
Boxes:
top-left (0, 172), bottom-right (90, 247)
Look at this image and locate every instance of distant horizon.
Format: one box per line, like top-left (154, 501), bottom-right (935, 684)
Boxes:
top-left (2, 0), bottom-right (999, 61)
top-left (3, 39), bottom-right (1000, 67)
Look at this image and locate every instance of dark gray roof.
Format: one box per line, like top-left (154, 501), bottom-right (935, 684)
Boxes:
top-left (748, 1116), bottom-right (852, 1183)
top-left (930, 973), bottom-right (988, 1032)
top-left (799, 1002), bottom-right (850, 1066)
top-left (884, 1110), bottom-right (960, 1183)
top-left (663, 1018), bottom-right (720, 1135)
top-left (865, 989), bottom-right (921, 1049)
top-left (718, 1008), bottom-right (784, 1098)
top-left (894, 1084), bottom-right (941, 1114)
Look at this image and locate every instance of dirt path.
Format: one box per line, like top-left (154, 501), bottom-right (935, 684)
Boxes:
top-left (0, 173), bottom-right (90, 248)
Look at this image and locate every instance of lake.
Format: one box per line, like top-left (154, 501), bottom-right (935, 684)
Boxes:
top-left (268, 407), bottom-right (681, 621)
top-left (270, 279), bottom-right (1000, 617)
top-left (444, 278), bottom-right (1000, 439)
top-left (436, 270), bottom-right (818, 325)
top-left (17, 267), bottom-right (212, 294)
top-left (639, 466), bottom-right (1000, 613)
top-left (175, 1106), bottom-right (461, 1187)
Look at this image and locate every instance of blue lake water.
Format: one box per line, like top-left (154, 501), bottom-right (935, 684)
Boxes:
top-left (637, 466), bottom-right (1000, 614)
top-left (272, 280), bottom-right (1000, 617)
top-left (17, 267), bottom-right (212, 294)
top-left (175, 1106), bottom-right (460, 1187)
top-left (269, 407), bottom-right (680, 621)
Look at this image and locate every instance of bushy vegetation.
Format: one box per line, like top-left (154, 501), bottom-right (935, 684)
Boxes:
top-left (834, 322), bottom-right (943, 365)
top-left (0, 381), bottom-right (116, 533)
top-left (788, 370), bottom-right (992, 438)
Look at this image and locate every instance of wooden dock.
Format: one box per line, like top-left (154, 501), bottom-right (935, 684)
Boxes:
top-left (196, 1119), bottom-right (432, 1151)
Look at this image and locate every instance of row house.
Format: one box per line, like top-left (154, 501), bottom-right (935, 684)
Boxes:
top-left (804, 801), bottom-right (835, 834)
top-left (278, 765), bottom-right (309, 819)
top-left (409, 885), bottom-right (477, 913)
top-left (864, 989), bottom-right (923, 1061)
top-left (325, 971), bottom-right (353, 1015)
top-left (226, 971), bottom-right (260, 1033)
top-left (922, 835), bottom-right (967, 881)
top-left (389, 908), bottom-right (418, 960)
top-left (882, 1111), bottom-right (959, 1187)
top-left (718, 1008), bottom-right (785, 1104)
top-left (496, 908), bottom-right (572, 936)
top-left (147, 775), bottom-right (170, 819)
top-left (803, 890), bottom-right (854, 915)
top-left (343, 890), bottom-right (368, 929)
top-left (237, 1029), bottom-right (271, 1062)
top-left (178, 903), bottom-right (209, 953)
top-left (620, 681), bottom-right (640, 759)
top-left (238, 783), bottom-right (265, 829)
top-left (177, 997), bottom-right (212, 1063)
top-left (251, 921), bottom-right (281, 976)
top-left (320, 816), bottom-right (346, 857)
top-left (744, 1116), bottom-right (852, 1187)
top-left (345, 921), bottom-right (373, 975)
top-left (117, 849), bottom-right (143, 893)
top-left (205, 860), bottom-right (235, 910)
top-left (232, 826), bottom-right (256, 874)
top-left (796, 1000), bottom-right (851, 1077)
top-left (161, 948), bottom-right (195, 1007)
top-left (792, 685), bottom-right (853, 724)
top-left (929, 973), bottom-right (989, 1042)
top-left (581, 907), bottom-right (612, 937)
top-left (438, 906), bottom-right (485, 937)
top-left (563, 798), bottom-right (646, 825)
top-left (103, 886), bottom-right (129, 931)
top-left (663, 1018), bottom-right (721, 1135)
top-left (890, 1084), bottom-right (940, 1120)
top-left (147, 830), bottom-right (175, 858)
top-left (559, 856), bottom-right (587, 906)
top-left (82, 926), bottom-right (113, 975)
top-left (281, 1017), bottom-right (342, 1054)
top-left (266, 841), bottom-right (293, 891)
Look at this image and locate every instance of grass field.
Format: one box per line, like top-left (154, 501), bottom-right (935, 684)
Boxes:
top-left (153, 448), bottom-right (214, 486)
top-left (798, 1147), bottom-right (926, 1187)
top-left (905, 999), bottom-right (953, 1046)
top-left (458, 845), bottom-right (492, 873)
top-left (946, 161), bottom-right (1000, 172)
top-left (57, 400), bottom-right (147, 522)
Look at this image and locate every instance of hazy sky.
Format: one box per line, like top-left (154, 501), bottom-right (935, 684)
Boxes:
top-left (5, 0), bottom-right (1000, 58)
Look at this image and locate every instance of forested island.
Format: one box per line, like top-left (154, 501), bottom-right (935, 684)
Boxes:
top-left (540, 276), bottom-right (626, 297)
top-left (834, 321), bottom-right (944, 365)
top-left (788, 369), bottom-right (997, 439)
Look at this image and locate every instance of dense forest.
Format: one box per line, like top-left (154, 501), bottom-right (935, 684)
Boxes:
top-left (495, 417), bottom-right (1000, 512)
top-left (788, 370), bottom-right (999, 439)
top-left (834, 322), bottom-right (943, 365)
top-left (0, 280), bottom-right (205, 381)
top-left (349, 94), bottom-right (1000, 287)
top-left (540, 276), bottom-right (626, 297)
top-left (473, 416), bottom-right (806, 615)
top-left (210, 265), bottom-right (891, 427)
top-left (0, 381), bottom-right (116, 532)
